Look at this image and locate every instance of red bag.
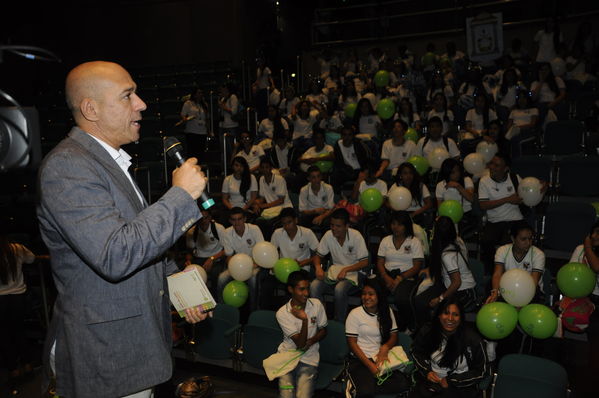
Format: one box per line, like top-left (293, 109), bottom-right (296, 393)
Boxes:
top-left (334, 199), bottom-right (364, 224)
top-left (558, 296), bottom-right (595, 333)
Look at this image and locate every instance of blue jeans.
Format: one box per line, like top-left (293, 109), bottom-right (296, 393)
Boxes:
top-left (278, 362), bottom-right (317, 398)
top-left (310, 278), bottom-right (360, 321)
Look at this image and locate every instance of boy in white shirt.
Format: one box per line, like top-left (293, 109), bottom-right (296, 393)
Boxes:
top-left (298, 166), bottom-right (336, 228)
top-left (276, 270), bottom-right (327, 398)
top-left (416, 117), bottom-right (460, 159)
top-left (253, 158), bottom-right (293, 239)
top-left (271, 208), bottom-right (319, 272)
top-left (298, 129), bottom-right (335, 173)
top-left (216, 208), bottom-right (266, 310)
top-left (377, 119), bottom-right (416, 183)
top-left (310, 209), bottom-right (369, 320)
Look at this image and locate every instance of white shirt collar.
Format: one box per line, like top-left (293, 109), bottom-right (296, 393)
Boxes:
top-left (87, 133), bottom-right (133, 172)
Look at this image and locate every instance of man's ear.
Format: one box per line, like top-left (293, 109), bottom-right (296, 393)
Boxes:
top-left (80, 98), bottom-right (100, 122)
top-left (287, 285), bottom-right (294, 295)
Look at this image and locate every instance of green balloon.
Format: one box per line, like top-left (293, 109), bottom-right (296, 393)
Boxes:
top-left (359, 188), bottom-right (384, 212)
top-left (223, 280), bottom-right (249, 308)
top-left (438, 200), bottom-right (464, 223)
top-left (274, 258), bottom-right (301, 283)
top-left (518, 304), bottom-right (558, 339)
top-left (315, 160), bottom-right (333, 173)
top-left (376, 98), bottom-right (395, 120)
top-left (476, 302), bottom-right (518, 340)
top-left (557, 262), bottom-right (596, 298)
top-left (407, 155), bottom-right (429, 176)
top-left (404, 128), bottom-right (419, 143)
top-left (344, 103), bottom-right (357, 119)
top-left (374, 70), bottom-right (390, 87)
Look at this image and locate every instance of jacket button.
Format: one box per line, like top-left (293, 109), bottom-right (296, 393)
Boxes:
top-left (159, 289), bottom-right (164, 296)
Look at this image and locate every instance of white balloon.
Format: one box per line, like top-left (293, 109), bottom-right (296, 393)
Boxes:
top-left (518, 176), bottom-right (543, 207)
top-left (252, 241), bottom-right (279, 269)
top-left (427, 147), bottom-right (450, 170)
top-left (499, 268), bottom-right (536, 307)
top-left (476, 141), bottom-right (498, 163)
top-left (388, 186), bottom-right (412, 211)
top-left (190, 264), bottom-right (208, 283)
top-left (228, 253), bottom-right (254, 281)
top-left (463, 152), bottom-right (486, 175)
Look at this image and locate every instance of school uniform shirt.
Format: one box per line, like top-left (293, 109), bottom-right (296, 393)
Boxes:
top-left (381, 139), bottom-right (416, 171)
top-left (222, 174), bottom-right (258, 209)
top-left (320, 114), bottom-right (343, 132)
top-left (273, 144), bottom-right (290, 170)
top-left (427, 109), bottom-right (455, 135)
top-left (534, 30), bottom-right (563, 63)
top-left (236, 145), bottom-right (265, 170)
top-left (416, 136), bottom-right (460, 159)
top-left (258, 118), bottom-right (289, 139)
top-left (258, 174), bottom-right (292, 208)
top-left (279, 97), bottom-right (300, 117)
top-left (570, 245), bottom-right (599, 296)
top-left (531, 77), bottom-right (565, 103)
top-left (495, 243), bottom-right (545, 291)
top-left (271, 226), bottom-right (319, 270)
top-left (299, 144), bottom-right (334, 173)
top-left (465, 109), bottom-right (498, 134)
top-left (292, 115), bottom-right (318, 140)
top-left (298, 182), bottom-right (335, 212)
top-left (395, 112), bottom-right (421, 129)
top-left (509, 108), bottom-right (539, 127)
top-left (220, 94), bottom-right (239, 128)
top-left (358, 115), bottom-right (382, 137)
top-left (493, 85), bottom-right (518, 109)
top-left (430, 338), bottom-right (469, 378)
top-left (435, 177), bottom-right (474, 213)
top-left (390, 183), bottom-right (430, 212)
top-left (0, 243), bottom-right (34, 295)
top-left (317, 228), bottom-right (368, 268)
top-left (478, 174), bottom-right (523, 223)
top-left (337, 140), bottom-right (361, 170)
top-left (345, 306), bottom-right (398, 359)
top-left (377, 235), bottom-right (424, 273)
top-left (186, 222), bottom-right (226, 259)
top-left (222, 223), bottom-right (264, 256)
top-left (358, 179), bottom-right (388, 196)
top-left (276, 298), bottom-right (328, 366)
top-left (441, 239), bottom-right (476, 291)
top-left (181, 100), bottom-right (208, 134)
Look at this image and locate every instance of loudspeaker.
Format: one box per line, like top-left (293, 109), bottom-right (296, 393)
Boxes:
top-left (0, 106), bottom-right (42, 171)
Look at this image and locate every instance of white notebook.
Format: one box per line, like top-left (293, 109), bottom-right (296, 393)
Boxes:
top-left (167, 268), bottom-right (217, 318)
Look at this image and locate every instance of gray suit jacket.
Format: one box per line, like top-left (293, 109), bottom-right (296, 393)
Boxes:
top-left (37, 127), bottom-right (200, 397)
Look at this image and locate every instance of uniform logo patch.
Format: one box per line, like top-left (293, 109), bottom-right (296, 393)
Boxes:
top-left (299, 243), bottom-right (305, 249)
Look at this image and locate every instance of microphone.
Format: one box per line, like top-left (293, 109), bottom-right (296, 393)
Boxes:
top-left (163, 136), bottom-right (215, 210)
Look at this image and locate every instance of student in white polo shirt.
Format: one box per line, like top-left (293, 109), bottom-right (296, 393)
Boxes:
top-left (351, 160), bottom-right (388, 202)
top-left (478, 152), bottom-right (524, 275)
top-left (376, 119), bottom-right (416, 183)
top-left (376, 211), bottom-right (424, 332)
top-left (298, 129), bottom-right (334, 174)
top-left (253, 158), bottom-right (293, 239)
top-left (486, 221), bottom-right (545, 304)
top-left (216, 207), bottom-right (265, 310)
top-left (185, 209), bottom-right (226, 293)
top-left (345, 277), bottom-right (410, 397)
top-left (271, 208), bottom-right (319, 272)
top-left (235, 131), bottom-right (265, 173)
top-left (414, 216), bottom-right (476, 328)
top-left (310, 208), bottom-right (369, 321)
top-left (298, 166), bottom-right (335, 228)
top-left (415, 117), bottom-right (460, 160)
top-left (276, 270), bottom-right (328, 398)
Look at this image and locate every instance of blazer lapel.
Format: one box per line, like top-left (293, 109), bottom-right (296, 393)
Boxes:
top-left (68, 127), bottom-right (145, 213)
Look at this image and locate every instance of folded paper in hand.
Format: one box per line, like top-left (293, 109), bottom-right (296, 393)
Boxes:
top-left (326, 264), bottom-right (358, 286)
top-left (167, 268), bottom-right (216, 318)
top-left (376, 346), bottom-right (411, 377)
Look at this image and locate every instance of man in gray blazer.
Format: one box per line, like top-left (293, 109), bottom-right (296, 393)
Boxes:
top-left (37, 61), bottom-right (208, 398)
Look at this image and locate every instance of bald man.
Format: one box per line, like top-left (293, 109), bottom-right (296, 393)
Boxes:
top-left (37, 61), bottom-right (208, 398)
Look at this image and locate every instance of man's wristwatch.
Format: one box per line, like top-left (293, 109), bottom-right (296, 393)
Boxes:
top-left (438, 294), bottom-right (444, 302)
top-left (210, 256), bottom-right (215, 261)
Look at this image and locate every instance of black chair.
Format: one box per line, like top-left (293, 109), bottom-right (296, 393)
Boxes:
top-left (556, 155), bottom-right (599, 197)
top-left (540, 201), bottom-right (596, 260)
top-left (542, 120), bottom-right (584, 156)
